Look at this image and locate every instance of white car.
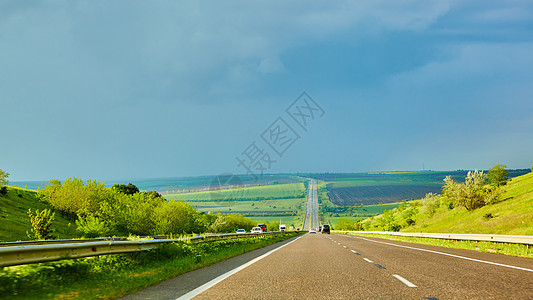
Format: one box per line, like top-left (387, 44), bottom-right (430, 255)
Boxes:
top-left (309, 228), bottom-right (317, 233)
top-left (250, 227), bottom-right (262, 234)
top-left (236, 229), bottom-right (246, 233)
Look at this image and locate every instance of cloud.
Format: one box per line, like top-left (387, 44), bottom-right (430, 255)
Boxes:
top-left (0, 0), bottom-right (452, 106)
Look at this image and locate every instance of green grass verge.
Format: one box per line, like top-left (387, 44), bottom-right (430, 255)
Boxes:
top-left (337, 232), bottom-right (533, 258)
top-left (0, 232), bottom-right (302, 299)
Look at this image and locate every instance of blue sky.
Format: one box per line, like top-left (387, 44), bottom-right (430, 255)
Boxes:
top-left (1, 0), bottom-right (532, 181)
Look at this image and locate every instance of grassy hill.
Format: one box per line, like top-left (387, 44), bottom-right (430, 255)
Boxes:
top-left (316, 170), bottom-right (530, 206)
top-left (363, 172), bottom-right (533, 235)
top-left (0, 187), bottom-right (78, 242)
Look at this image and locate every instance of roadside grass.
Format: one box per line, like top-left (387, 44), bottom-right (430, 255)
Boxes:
top-left (0, 232), bottom-right (302, 299)
top-left (165, 182), bottom-right (305, 202)
top-left (338, 232), bottom-right (533, 259)
top-left (0, 187), bottom-right (78, 242)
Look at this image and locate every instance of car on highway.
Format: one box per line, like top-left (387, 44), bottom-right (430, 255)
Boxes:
top-left (309, 228), bottom-right (317, 233)
top-left (236, 229), bottom-right (246, 234)
top-left (250, 227), bottom-right (262, 234)
top-left (322, 224), bottom-right (330, 234)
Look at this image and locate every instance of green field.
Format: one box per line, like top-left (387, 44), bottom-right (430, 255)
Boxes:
top-left (191, 198), bottom-right (301, 213)
top-left (166, 182), bottom-right (305, 202)
top-left (165, 182), bottom-right (308, 228)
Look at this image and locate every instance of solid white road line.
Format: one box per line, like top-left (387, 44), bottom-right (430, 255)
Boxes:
top-left (363, 258), bottom-right (374, 263)
top-left (355, 236), bottom-right (533, 273)
top-left (176, 235), bottom-right (304, 300)
top-left (393, 274), bottom-right (417, 287)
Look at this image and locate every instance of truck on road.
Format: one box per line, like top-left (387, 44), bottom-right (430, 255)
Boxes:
top-left (257, 223), bottom-right (267, 232)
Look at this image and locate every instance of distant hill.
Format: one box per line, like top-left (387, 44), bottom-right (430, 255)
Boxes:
top-left (318, 170), bottom-right (530, 206)
top-left (401, 171), bottom-right (533, 235)
top-left (10, 174), bottom-right (301, 193)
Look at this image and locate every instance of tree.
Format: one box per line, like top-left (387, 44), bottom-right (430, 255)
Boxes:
top-left (112, 183), bottom-right (139, 195)
top-left (0, 169), bottom-right (9, 186)
top-left (488, 164), bottom-right (508, 187)
top-left (0, 169), bottom-right (9, 195)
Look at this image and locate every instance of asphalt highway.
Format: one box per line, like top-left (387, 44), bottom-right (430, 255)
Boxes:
top-left (302, 179), bottom-right (318, 231)
top-left (123, 233), bottom-right (533, 299)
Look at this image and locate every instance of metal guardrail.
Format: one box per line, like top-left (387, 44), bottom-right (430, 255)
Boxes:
top-left (0, 232), bottom-right (287, 268)
top-left (334, 231), bottom-right (533, 245)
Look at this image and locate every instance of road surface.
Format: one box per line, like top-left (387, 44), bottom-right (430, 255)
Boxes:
top-left (122, 233), bottom-right (533, 299)
top-left (302, 179), bottom-right (319, 231)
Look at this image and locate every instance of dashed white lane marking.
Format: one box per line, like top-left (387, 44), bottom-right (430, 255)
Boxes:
top-left (393, 274), bottom-right (417, 287)
top-left (363, 258), bottom-right (374, 263)
top-left (355, 236), bottom-right (533, 273)
top-left (176, 235), bottom-right (304, 300)
top-left (350, 250), bottom-right (357, 253)
top-left (337, 243), bottom-right (341, 245)
top-left (343, 246), bottom-right (348, 249)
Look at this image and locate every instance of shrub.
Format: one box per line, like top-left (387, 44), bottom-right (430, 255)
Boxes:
top-left (420, 193), bottom-right (440, 216)
top-left (483, 213), bottom-right (494, 220)
top-left (208, 213), bottom-right (255, 233)
top-left (442, 170), bottom-right (497, 211)
top-left (0, 186), bottom-right (7, 195)
top-left (76, 214), bottom-right (110, 238)
top-left (27, 209), bottom-right (55, 240)
top-left (152, 201), bottom-right (201, 235)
